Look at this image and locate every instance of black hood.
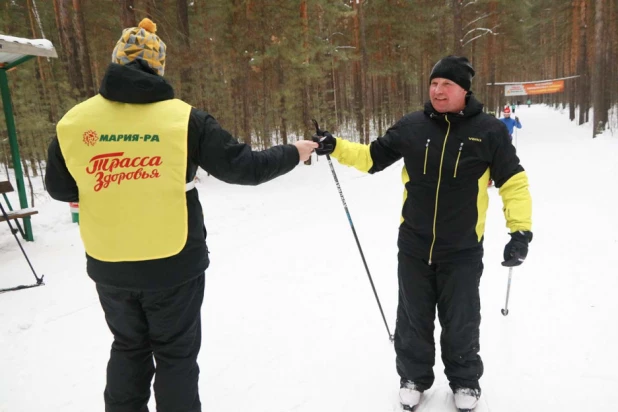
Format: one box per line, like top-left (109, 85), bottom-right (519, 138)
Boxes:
top-left (99, 60), bottom-right (174, 104)
top-left (423, 92), bottom-right (484, 120)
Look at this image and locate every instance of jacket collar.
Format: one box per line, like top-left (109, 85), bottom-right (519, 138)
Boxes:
top-left (99, 60), bottom-right (174, 104)
top-left (424, 92), bottom-right (484, 121)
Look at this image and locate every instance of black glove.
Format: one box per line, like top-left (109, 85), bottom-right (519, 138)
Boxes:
top-left (502, 231), bottom-right (533, 267)
top-left (312, 131), bottom-right (336, 156)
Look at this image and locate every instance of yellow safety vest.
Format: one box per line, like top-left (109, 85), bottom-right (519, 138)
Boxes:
top-left (56, 95), bottom-right (192, 262)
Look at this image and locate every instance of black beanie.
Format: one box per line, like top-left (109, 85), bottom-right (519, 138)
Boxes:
top-left (429, 56), bottom-right (475, 91)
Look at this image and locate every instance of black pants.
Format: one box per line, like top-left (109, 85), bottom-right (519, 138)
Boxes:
top-left (96, 273), bottom-right (205, 412)
top-left (394, 253), bottom-right (483, 392)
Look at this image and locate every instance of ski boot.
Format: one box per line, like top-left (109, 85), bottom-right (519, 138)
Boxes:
top-left (454, 387), bottom-right (480, 412)
top-left (399, 380), bottom-right (422, 411)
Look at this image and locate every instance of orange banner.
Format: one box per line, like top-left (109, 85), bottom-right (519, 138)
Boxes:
top-left (505, 80), bottom-right (565, 96)
top-left (523, 80), bottom-right (565, 95)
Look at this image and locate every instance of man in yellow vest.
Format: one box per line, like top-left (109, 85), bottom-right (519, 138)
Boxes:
top-left (312, 56), bottom-right (532, 412)
top-left (45, 18), bottom-right (317, 412)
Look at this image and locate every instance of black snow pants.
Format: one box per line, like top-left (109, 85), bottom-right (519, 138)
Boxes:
top-left (96, 273), bottom-right (205, 412)
top-left (394, 252), bottom-right (483, 392)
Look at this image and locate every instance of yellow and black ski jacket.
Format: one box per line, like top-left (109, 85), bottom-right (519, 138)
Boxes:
top-left (331, 94), bottom-right (532, 263)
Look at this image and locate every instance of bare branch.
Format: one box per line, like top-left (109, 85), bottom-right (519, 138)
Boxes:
top-left (461, 33), bottom-right (489, 47)
top-left (463, 0), bottom-right (479, 9)
top-left (463, 12), bottom-right (493, 30)
top-left (462, 24), bottom-right (500, 41)
top-left (461, 25), bottom-right (501, 48)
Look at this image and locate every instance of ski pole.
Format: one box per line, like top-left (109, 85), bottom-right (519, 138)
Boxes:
top-left (312, 119), bottom-right (394, 342)
top-left (501, 267), bottom-right (513, 316)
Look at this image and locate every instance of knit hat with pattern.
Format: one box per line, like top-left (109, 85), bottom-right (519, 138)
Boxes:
top-left (112, 18), bottom-right (166, 76)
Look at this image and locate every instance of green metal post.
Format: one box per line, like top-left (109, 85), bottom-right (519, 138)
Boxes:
top-left (0, 68), bottom-right (34, 241)
top-left (5, 55), bottom-right (35, 70)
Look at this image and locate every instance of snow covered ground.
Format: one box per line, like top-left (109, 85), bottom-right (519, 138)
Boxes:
top-left (1, 105), bottom-right (617, 412)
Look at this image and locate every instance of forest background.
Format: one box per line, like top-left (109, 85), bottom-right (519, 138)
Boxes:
top-left (0, 0), bottom-right (616, 190)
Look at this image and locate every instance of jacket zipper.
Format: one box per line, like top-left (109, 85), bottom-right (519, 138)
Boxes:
top-left (423, 139), bottom-right (430, 174)
top-left (453, 142), bottom-right (463, 178)
top-left (428, 116), bottom-right (451, 264)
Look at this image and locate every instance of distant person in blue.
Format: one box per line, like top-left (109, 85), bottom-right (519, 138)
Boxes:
top-left (488, 106), bottom-right (522, 187)
top-left (499, 106), bottom-right (521, 141)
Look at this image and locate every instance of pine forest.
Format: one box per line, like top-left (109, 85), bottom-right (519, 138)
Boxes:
top-left (1, 0), bottom-right (616, 186)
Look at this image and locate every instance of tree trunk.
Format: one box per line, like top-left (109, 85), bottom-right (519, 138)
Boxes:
top-left (277, 60), bottom-right (288, 145)
top-left (299, 0), bottom-right (313, 163)
top-left (27, 0), bottom-right (57, 123)
top-left (142, 0), bottom-right (154, 19)
top-left (606, 0), bottom-right (616, 120)
top-left (592, 0), bottom-right (607, 137)
top-left (300, 0), bottom-right (309, 64)
top-left (569, 0), bottom-right (579, 121)
top-left (577, 0), bottom-right (588, 125)
top-left (241, 79), bottom-right (251, 145)
top-left (359, 0), bottom-right (370, 144)
top-left (486, 1), bottom-right (498, 113)
top-left (72, 0), bottom-right (96, 97)
top-left (301, 79), bottom-right (311, 163)
top-left (117, 0), bottom-right (136, 28)
top-left (55, 0), bottom-right (84, 97)
top-left (352, 0), bottom-right (365, 143)
top-left (177, 0), bottom-right (193, 102)
top-left (452, 0), bottom-right (463, 54)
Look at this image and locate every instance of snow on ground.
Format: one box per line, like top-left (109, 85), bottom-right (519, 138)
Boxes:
top-left (1, 105), bottom-right (617, 412)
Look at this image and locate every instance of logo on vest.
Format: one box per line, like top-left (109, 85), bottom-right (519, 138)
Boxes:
top-left (99, 134), bottom-right (160, 142)
top-left (82, 130), bottom-right (161, 145)
top-left (83, 130), bottom-right (99, 146)
top-left (87, 152), bottom-right (162, 192)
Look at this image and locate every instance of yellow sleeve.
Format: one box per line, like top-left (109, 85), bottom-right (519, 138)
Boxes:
top-left (499, 171), bottom-right (532, 232)
top-left (330, 138), bottom-right (374, 173)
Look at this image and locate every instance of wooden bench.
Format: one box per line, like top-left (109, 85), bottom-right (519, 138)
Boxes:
top-left (0, 180), bottom-right (38, 227)
top-left (0, 207), bottom-right (38, 222)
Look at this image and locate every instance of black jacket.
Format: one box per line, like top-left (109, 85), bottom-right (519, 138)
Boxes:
top-left (332, 94), bottom-right (531, 263)
top-left (46, 60), bottom-right (300, 290)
